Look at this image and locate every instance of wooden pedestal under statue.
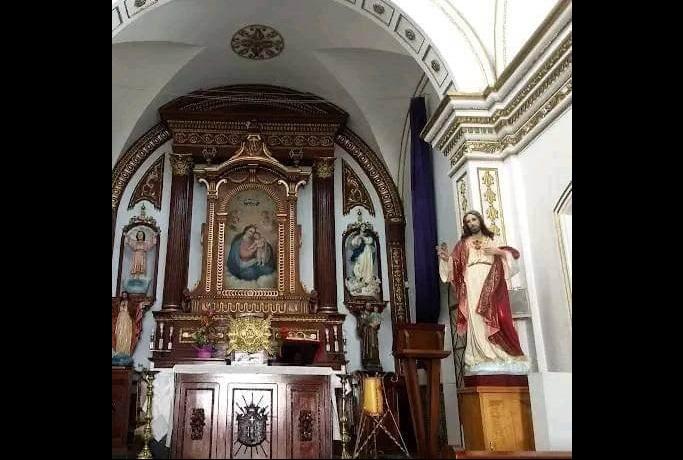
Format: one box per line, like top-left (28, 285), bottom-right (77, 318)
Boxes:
top-left (458, 385), bottom-right (534, 452)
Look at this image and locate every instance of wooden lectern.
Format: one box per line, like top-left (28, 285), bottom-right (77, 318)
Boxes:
top-left (394, 323), bottom-right (451, 458)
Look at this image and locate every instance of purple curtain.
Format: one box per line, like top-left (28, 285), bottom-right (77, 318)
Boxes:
top-left (410, 97), bottom-right (440, 323)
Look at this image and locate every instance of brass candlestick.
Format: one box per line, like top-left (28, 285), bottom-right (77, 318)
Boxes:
top-left (137, 369), bottom-right (158, 459)
top-left (339, 373), bottom-right (352, 459)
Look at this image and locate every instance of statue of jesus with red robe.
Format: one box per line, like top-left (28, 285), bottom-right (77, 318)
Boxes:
top-left (437, 210), bottom-right (529, 375)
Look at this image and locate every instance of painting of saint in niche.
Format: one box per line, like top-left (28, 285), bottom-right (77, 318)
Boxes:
top-left (344, 223), bottom-right (381, 299)
top-left (121, 225), bottom-right (158, 296)
top-left (225, 190), bottom-right (279, 289)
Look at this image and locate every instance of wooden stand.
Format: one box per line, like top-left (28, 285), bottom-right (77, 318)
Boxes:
top-left (112, 367), bottom-right (140, 457)
top-left (394, 323), bottom-right (451, 459)
top-left (458, 386), bottom-right (534, 452)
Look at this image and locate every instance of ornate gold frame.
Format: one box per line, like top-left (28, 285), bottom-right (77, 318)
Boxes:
top-left (190, 132), bottom-right (311, 315)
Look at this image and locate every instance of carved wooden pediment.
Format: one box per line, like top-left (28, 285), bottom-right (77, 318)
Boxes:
top-left (159, 85), bottom-right (349, 163)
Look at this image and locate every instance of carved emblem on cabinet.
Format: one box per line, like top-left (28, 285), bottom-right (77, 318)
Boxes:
top-left (299, 410), bottom-right (314, 442)
top-left (236, 401), bottom-right (268, 447)
top-left (190, 408), bottom-right (206, 440)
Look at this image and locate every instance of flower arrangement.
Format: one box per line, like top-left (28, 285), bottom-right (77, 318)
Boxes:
top-left (193, 308), bottom-right (218, 355)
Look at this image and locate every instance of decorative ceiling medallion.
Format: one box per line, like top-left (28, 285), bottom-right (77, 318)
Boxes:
top-left (231, 25), bottom-right (284, 60)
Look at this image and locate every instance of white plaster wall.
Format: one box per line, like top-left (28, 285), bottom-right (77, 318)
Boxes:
top-left (514, 107), bottom-right (572, 373)
top-left (432, 147), bottom-right (464, 447)
top-left (451, 0), bottom-right (496, 66)
top-left (187, 175), bottom-right (208, 291)
top-left (297, 176), bottom-right (314, 293)
top-left (503, 0), bottom-right (560, 67)
top-left (529, 372), bottom-right (572, 450)
top-left (512, 107), bottom-right (572, 451)
top-left (402, 141), bottom-right (417, 325)
top-left (112, 141), bottom-right (173, 368)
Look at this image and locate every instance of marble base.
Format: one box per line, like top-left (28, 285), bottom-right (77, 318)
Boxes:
top-left (465, 359), bottom-right (530, 375)
top-left (231, 351), bottom-right (268, 366)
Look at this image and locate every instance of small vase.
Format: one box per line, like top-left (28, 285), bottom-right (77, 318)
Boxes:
top-left (196, 346), bottom-right (213, 359)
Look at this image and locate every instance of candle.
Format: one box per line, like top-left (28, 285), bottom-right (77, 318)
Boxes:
top-left (362, 377), bottom-right (384, 416)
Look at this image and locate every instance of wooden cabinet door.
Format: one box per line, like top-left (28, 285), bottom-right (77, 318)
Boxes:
top-left (285, 378), bottom-right (331, 459)
top-left (481, 391), bottom-right (534, 451)
top-left (112, 369), bottom-right (132, 452)
top-left (481, 393), bottom-right (516, 451)
top-left (172, 380), bottom-right (224, 459)
top-left (225, 380), bottom-right (280, 459)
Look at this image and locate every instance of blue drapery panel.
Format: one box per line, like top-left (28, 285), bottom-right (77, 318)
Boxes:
top-left (410, 97), bottom-right (440, 323)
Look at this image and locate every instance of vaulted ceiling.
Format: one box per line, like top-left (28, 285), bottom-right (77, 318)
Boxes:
top-left (112, 0), bottom-right (560, 181)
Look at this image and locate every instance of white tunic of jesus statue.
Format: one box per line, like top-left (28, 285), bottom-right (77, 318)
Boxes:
top-left (439, 235), bottom-right (530, 375)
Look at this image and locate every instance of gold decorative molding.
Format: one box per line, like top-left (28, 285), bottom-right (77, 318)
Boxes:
top-left (128, 155), bottom-right (165, 210)
top-left (190, 299), bottom-right (311, 315)
top-left (274, 329), bottom-right (319, 341)
top-left (342, 159), bottom-right (375, 216)
top-left (441, 44), bottom-right (572, 155)
top-left (279, 220), bottom-right (286, 293)
top-left (162, 312), bottom-right (343, 323)
top-left (422, 3), bottom-right (571, 172)
top-left (389, 244), bottom-right (407, 322)
top-left (336, 128), bottom-right (404, 220)
top-left (216, 223), bottom-right (225, 291)
top-left (205, 202), bottom-right (215, 292)
top-left (448, 79), bottom-right (572, 168)
top-left (477, 168), bottom-right (506, 243)
top-left (289, 202), bottom-right (297, 293)
top-left (421, 0), bottom-right (571, 138)
top-left (313, 158), bottom-right (335, 179)
top-left (456, 173), bottom-right (469, 218)
top-left (225, 315), bottom-right (275, 355)
top-left (112, 124), bottom-right (171, 210)
top-left (170, 153), bottom-right (193, 176)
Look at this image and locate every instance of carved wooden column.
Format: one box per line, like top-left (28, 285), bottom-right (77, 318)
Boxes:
top-left (162, 153), bottom-right (194, 311)
top-left (313, 157), bottom-right (338, 314)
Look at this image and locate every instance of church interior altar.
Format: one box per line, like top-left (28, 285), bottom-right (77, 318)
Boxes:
top-left (112, 1), bottom-right (574, 448)
top-left (113, 86), bottom-right (412, 459)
